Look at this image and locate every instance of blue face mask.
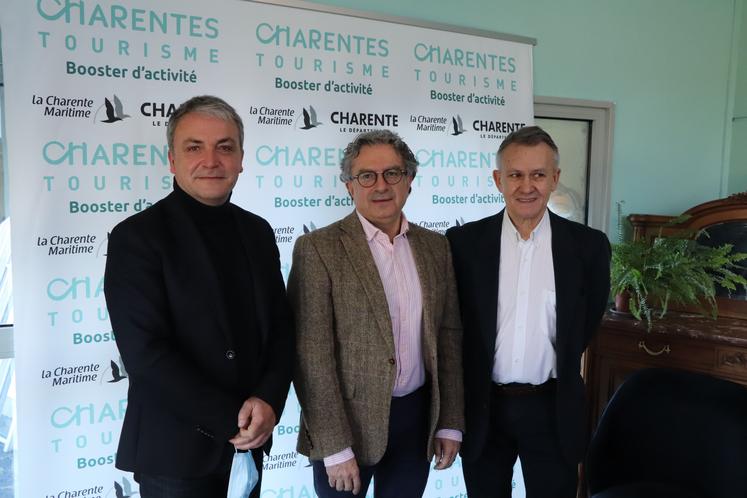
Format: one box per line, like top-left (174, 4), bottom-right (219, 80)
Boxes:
top-left (226, 449), bottom-right (259, 498)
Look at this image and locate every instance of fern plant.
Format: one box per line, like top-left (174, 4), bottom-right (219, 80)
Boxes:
top-left (611, 215), bottom-right (747, 330)
top-left (611, 238), bottom-right (652, 324)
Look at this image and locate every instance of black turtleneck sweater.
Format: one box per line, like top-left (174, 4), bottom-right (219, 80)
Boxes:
top-left (172, 181), bottom-right (261, 393)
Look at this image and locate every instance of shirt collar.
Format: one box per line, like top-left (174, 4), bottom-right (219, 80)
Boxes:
top-left (502, 208), bottom-right (550, 243)
top-left (356, 211), bottom-right (409, 242)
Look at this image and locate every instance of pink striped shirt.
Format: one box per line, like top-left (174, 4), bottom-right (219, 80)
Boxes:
top-left (323, 212), bottom-right (461, 466)
top-left (359, 211), bottom-right (426, 397)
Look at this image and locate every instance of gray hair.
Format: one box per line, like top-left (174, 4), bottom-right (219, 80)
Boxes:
top-left (167, 95), bottom-right (244, 151)
top-left (497, 125), bottom-right (559, 169)
top-left (339, 129), bottom-right (418, 182)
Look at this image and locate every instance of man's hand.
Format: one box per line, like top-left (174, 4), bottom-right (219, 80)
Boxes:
top-left (229, 397), bottom-right (276, 450)
top-left (326, 458), bottom-right (361, 495)
top-left (433, 437), bottom-right (460, 470)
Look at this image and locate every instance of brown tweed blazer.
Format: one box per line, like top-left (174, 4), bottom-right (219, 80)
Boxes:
top-left (288, 212), bottom-right (465, 466)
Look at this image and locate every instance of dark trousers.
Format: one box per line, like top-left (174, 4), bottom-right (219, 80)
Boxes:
top-left (136, 449), bottom-right (263, 498)
top-left (463, 382), bottom-right (577, 498)
top-left (312, 385), bottom-right (431, 498)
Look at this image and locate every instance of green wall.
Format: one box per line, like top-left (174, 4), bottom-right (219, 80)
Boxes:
top-left (730, 0), bottom-right (747, 195)
top-left (306, 0), bottom-right (742, 229)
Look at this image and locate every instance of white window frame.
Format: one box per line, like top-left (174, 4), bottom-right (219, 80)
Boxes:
top-left (534, 96), bottom-right (615, 233)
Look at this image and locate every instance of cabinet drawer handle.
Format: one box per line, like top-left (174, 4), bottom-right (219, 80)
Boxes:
top-left (638, 340), bottom-right (671, 356)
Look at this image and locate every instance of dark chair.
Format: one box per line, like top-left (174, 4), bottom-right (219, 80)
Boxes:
top-left (586, 368), bottom-right (747, 498)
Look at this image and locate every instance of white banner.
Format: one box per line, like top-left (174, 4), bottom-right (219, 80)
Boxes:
top-left (0, 1), bottom-right (533, 496)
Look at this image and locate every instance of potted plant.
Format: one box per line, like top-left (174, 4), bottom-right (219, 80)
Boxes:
top-left (610, 208), bottom-right (747, 330)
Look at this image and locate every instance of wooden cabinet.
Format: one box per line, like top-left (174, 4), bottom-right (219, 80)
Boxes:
top-left (584, 311), bottom-right (747, 433)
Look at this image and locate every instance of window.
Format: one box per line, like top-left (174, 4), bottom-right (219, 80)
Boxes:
top-left (534, 97), bottom-right (615, 232)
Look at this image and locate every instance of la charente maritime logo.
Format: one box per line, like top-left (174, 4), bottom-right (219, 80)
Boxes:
top-left (94, 95), bottom-right (130, 124)
top-left (302, 221), bottom-right (318, 234)
top-left (297, 105), bottom-right (322, 130)
top-left (451, 115), bottom-right (466, 136)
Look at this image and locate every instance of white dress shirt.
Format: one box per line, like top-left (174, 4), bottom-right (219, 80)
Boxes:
top-left (493, 210), bottom-right (557, 385)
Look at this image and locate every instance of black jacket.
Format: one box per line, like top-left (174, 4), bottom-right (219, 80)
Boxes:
top-left (104, 189), bottom-right (294, 477)
top-left (446, 209), bottom-right (610, 463)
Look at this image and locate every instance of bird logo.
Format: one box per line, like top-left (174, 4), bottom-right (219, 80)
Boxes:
top-left (97, 95), bottom-right (130, 124)
top-left (108, 358), bottom-right (128, 383)
top-left (299, 106), bottom-right (322, 130)
top-left (451, 115), bottom-right (465, 136)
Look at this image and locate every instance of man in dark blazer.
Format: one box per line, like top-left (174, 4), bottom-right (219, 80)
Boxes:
top-left (446, 126), bottom-right (610, 498)
top-left (289, 130), bottom-right (464, 498)
top-left (104, 95), bottom-right (293, 498)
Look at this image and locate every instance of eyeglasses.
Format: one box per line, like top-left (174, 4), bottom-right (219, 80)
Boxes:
top-left (349, 168), bottom-right (408, 188)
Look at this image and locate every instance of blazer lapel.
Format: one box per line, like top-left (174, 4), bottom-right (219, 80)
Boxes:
top-left (233, 208), bottom-right (270, 348)
top-left (479, 212), bottom-right (503, 353)
top-left (550, 212), bottom-right (581, 358)
top-left (407, 228), bottom-right (435, 359)
top-left (339, 213), bottom-right (395, 352)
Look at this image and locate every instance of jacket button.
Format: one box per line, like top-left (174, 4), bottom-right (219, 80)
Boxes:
top-left (388, 358), bottom-right (395, 365)
top-left (226, 350), bottom-right (236, 360)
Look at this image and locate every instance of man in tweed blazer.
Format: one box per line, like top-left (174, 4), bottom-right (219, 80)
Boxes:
top-left (288, 130), bottom-right (464, 498)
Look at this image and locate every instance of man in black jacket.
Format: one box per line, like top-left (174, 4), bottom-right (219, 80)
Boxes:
top-left (104, 95), bottom-right (294, 498)
top-left (446, 126), bottom-right (610, 498)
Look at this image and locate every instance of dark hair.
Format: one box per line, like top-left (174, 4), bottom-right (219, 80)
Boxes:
top-left (339, 129), bottom-right (418, 181)
top-left (167, 95), bottom-right (244, 151)
top-left (497, 125), bottom-right (559, 168)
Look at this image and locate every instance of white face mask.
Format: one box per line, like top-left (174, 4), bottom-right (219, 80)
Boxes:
top-left (226, 449), bottom-right (259, 498)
